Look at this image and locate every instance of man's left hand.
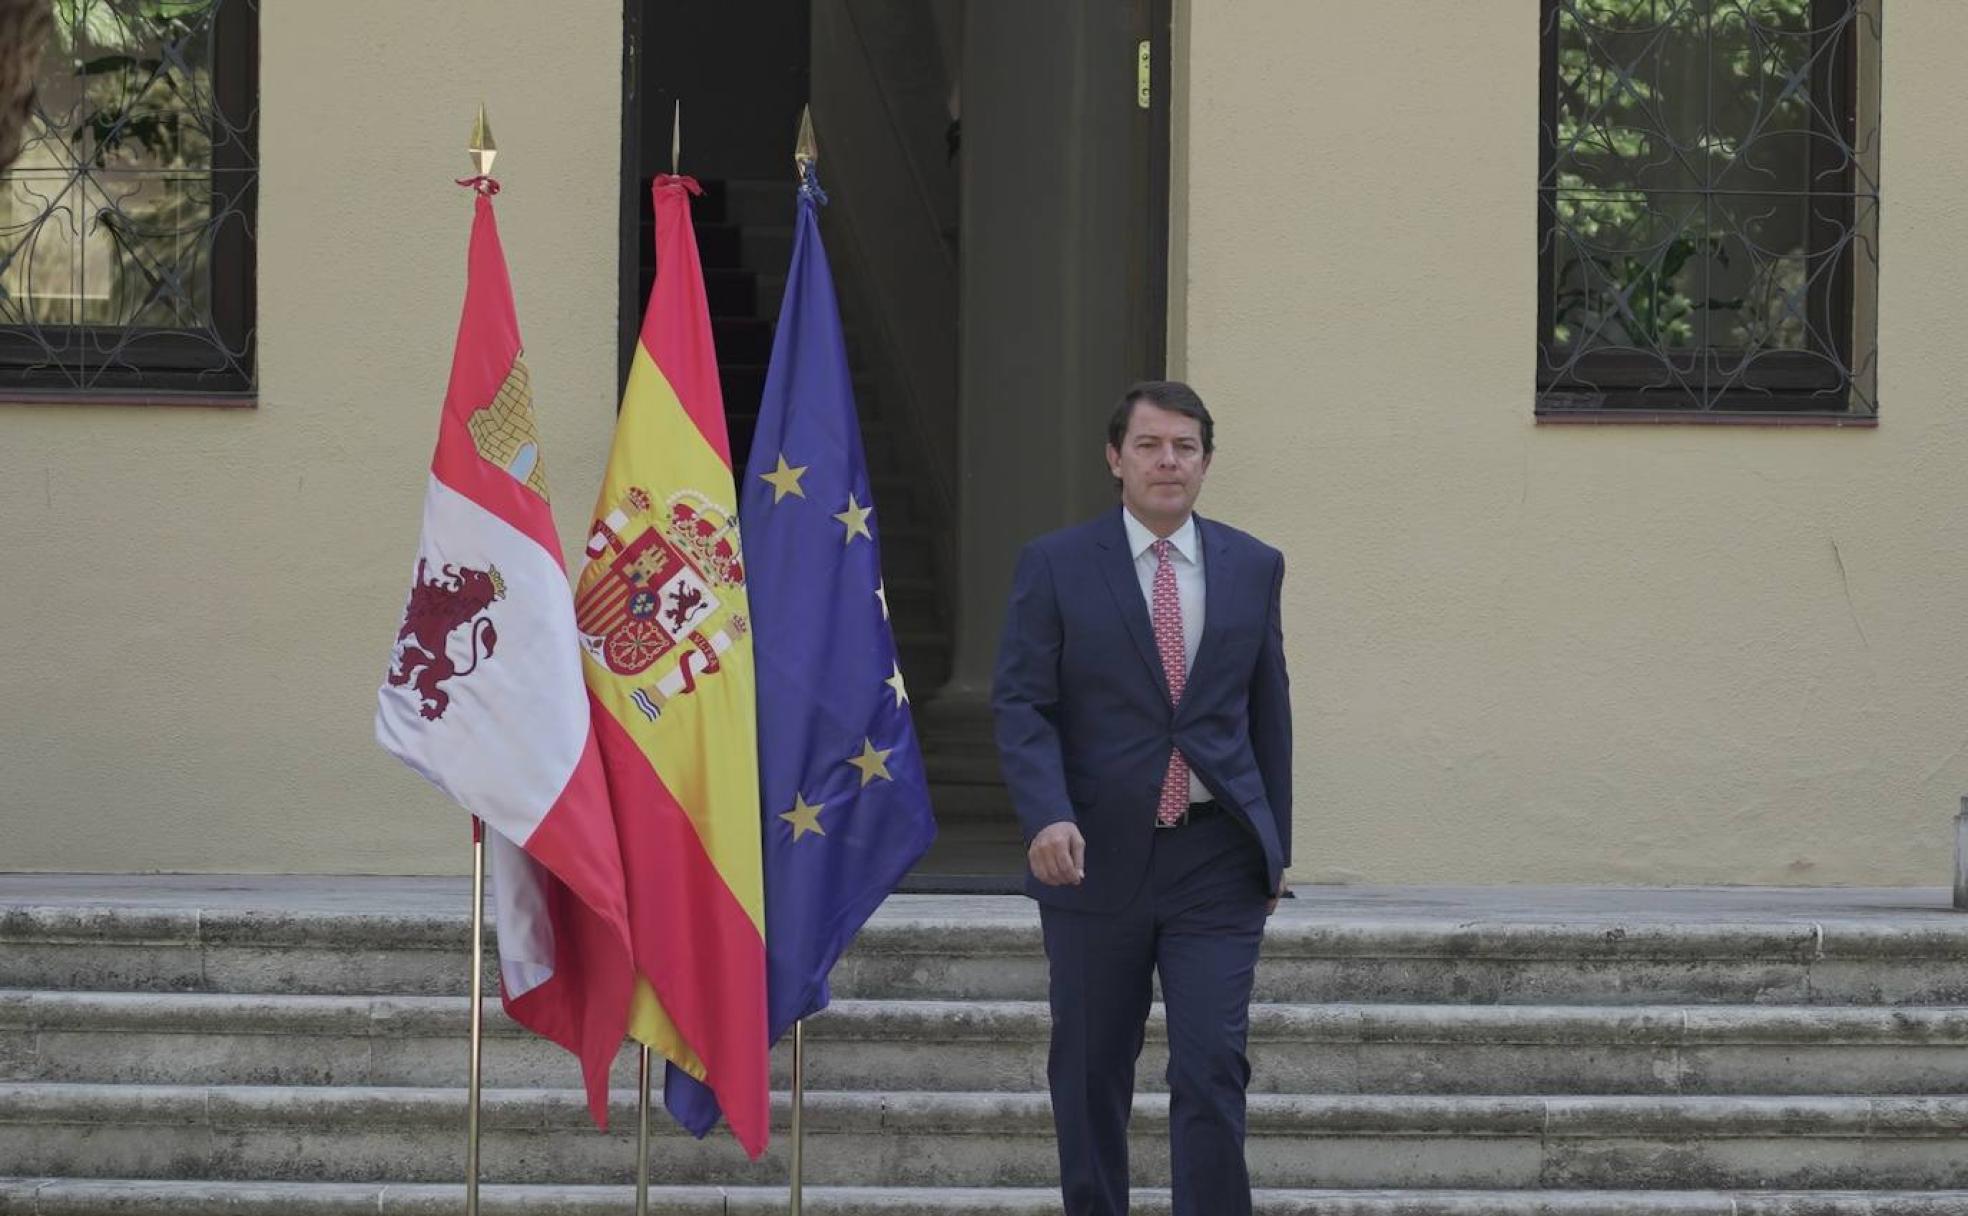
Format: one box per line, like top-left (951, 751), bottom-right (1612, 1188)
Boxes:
top-left (1267, 878), bottom-right (1291, 916)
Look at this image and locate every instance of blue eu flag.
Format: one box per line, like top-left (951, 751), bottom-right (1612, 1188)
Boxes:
top-left (741, 169), bottom-right (937, 1040)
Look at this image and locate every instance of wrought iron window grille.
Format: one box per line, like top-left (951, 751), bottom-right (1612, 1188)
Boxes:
top-left (0, 0), bottom-right (257, 400)
top-left (1537, 0), bottom-right (1879, 419)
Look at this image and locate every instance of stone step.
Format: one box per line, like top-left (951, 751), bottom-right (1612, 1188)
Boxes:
top-left (876, 573), bottom-right (939, 623)
top-left (5, 1179), bottom-right (1968, 1216)
top-left (10, 897), bottom-right (1968, 1007)
top-left (904, 835), bottom-right (1026, 890)
top-left (701, 267), bottom-right (758, 319)
top-left (894, 632), bottom-right (952, 689)
top-left (9, 991), bottom-right (1968, 1097)
top-left (712, 316), bottom-right (773, 365)
top-left (755, 272), bottom-right (787, 322)
top-left (908, 809), bottom-right (1023, 872)
top-left (866, 475), bottom-right (926, 530)
top-left (8, 1084), bottom-right (1968, 1189)
top-left (873, 524), bottom-right (934, 575)
top-left (740, 227), bottom-right (794, 276)
top-left (923, 780), bottom-right (1014, 820)
top-left (720, 179), bottom-right (798, 228)
top-left (919, 750), bottom-right (1006, 785)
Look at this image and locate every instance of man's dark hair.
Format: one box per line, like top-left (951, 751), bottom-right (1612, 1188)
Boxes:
top-left (1106, 380), bottom-right (1215, 457)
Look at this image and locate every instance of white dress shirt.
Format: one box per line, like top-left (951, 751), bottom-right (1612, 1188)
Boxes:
top-left (1120, 506), bottom-right (1208, 802)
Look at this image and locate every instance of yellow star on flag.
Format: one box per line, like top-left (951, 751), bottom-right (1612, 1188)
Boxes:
top-left (847, 737), bottom-right (893, 786)
top-left (885, 661), bottom-right (909, 707)
top-left (834, 493), bottom-right (874, 545)
top-left (875, 580), bottom-right (889, 620)
top-left (779, 792), bottom-right (826, 841)
top-left (759, 453), bottom-right (808, 503)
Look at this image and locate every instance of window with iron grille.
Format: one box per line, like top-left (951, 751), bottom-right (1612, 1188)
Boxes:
top-left (0, 0), bottom-right (256, 400)
top-left (1537, 1), bottom-right (1879, 420)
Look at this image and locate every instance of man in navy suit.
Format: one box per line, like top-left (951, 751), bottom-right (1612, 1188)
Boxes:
top-left (993, 380), bottom-right (1292, 1216)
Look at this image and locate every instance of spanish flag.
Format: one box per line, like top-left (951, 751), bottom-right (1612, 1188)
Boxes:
top-left (575, 174), bottom-right (769, 1157)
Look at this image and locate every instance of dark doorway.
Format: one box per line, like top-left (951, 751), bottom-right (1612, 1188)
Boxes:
top-left (619, 0), bottom-right (1173, 890)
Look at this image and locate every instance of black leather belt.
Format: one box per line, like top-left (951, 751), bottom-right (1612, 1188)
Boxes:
top-left (1158, 800), bottom-right (1222, 829)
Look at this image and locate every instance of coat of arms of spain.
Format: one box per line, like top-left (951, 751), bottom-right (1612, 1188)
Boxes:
top-left (575, 485), bottom-right (748, 720)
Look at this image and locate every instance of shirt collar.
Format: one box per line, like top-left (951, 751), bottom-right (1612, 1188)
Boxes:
top-left (1120, 506), bottom-right (1200, 565)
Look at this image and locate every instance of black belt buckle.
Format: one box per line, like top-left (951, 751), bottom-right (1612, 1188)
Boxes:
top-left (1159, 800), bottom-right (1219, 829)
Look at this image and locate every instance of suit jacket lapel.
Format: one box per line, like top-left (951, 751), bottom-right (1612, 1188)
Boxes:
top-left (1095, 509), bottom-right (1170, 701)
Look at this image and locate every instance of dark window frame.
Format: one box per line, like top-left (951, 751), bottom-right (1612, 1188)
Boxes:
top-left (0, 0), bottom-right (258, 404)
top-left (1535, 0), bottom-right (1878, 422)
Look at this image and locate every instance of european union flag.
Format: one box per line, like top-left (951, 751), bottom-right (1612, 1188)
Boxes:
top-left (664, 167), bottom-right (938, 1136)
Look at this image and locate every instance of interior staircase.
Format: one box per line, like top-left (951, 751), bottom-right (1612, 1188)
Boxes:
top-left (640, 177), bottom-right (1025, 886)
top-left (5, 876), bottom-right (1968, 1213)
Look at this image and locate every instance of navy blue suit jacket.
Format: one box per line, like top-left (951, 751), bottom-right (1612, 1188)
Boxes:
top-left (992, 509), bottom-right (1293, 913)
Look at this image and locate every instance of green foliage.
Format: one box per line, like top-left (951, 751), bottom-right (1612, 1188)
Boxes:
top-left (1, 0), bottom-right (216, 326)
top-left (1551, 0), bottom-right (1818, 351)
top-left (53, 0), bottom-right (210, 166)
top-left (50, 0), bottom-right (204, 55)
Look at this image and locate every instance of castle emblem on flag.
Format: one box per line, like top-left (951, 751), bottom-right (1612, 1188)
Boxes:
top-left (577, 486), bottom-right (748, 711)
top-left (465, 353), bottom-right (550, 499)
top-left (385, 558), bottom-right (506, 721)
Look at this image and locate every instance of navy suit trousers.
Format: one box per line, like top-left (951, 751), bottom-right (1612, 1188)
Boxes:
top-left (1039, 812), bottom-right (1271, 1216)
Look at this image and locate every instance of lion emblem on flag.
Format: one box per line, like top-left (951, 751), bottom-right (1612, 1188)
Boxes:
top-left (386, 558), bottom-right (505, 721)
top-left (576, 486), bottom-right (747, 714)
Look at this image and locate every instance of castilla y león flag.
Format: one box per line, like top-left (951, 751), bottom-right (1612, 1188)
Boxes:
top-left (375, 181), bottom-right (635, 1129)
top-left (577, 174), bottom-right (769, 1157)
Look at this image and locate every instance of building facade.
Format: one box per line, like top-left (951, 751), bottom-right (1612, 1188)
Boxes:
top-left (4, 0), bottom-right (1961, 887)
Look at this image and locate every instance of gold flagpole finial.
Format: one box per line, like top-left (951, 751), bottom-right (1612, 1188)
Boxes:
top-left (670, 100), bottom-right (682, 175)
top-left (468, 103), bottom-right (496, 177)
top-left (794, 105), bottom-right (817, 180)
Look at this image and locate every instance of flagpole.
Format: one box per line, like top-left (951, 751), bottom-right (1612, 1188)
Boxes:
top-left (789, 1018), bottom-right (806, 1215)
top-left (460, 110), bottom-right (496, 1216)
top-left (786, 107), bottom-right (819, 1216)
top-left (630, 96), bottom-right (677, 1216)
top-left (636, 1044), bottom-right (653, 1215)
top-left (466, 816), bottom-right (487, 1216)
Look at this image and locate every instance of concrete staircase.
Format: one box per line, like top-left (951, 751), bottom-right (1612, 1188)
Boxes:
top-left (910, 699), bottom-right (1027, 887)
top-left (5, 877), bottom-right (1968, 1212)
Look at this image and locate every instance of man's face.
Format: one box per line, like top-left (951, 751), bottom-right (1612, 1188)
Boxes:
top-left (1106, 401), bottom-right (1210, 529)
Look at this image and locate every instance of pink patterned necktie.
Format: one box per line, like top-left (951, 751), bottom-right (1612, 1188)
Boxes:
top-left (1151, 538), bottom-right (1190, 827)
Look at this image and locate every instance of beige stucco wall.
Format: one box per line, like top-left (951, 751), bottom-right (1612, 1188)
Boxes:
top-left (7, 2), bottom-right (1962, 886)
top-left (1, 0), bottom-right (623, 873)
top-left (1177, 1), bottom-right (1968, 884)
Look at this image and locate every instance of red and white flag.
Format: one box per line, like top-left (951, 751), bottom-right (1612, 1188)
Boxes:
top-left (376, 180), bottom-right (633, 1127)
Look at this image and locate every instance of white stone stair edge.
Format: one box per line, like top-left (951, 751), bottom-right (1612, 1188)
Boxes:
top-left (16, 901), bottom-right (1968, 960)
top-left (8, 1082), bottom-right (1968, 1136)
top-left (7, 1179), bottom-right (1968, 1215)
top-left (10, 989), bottom-right (1968, 1045)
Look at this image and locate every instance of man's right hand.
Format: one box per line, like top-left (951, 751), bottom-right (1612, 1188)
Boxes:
top-left (1028, 821), bottom-right (1086, 886)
